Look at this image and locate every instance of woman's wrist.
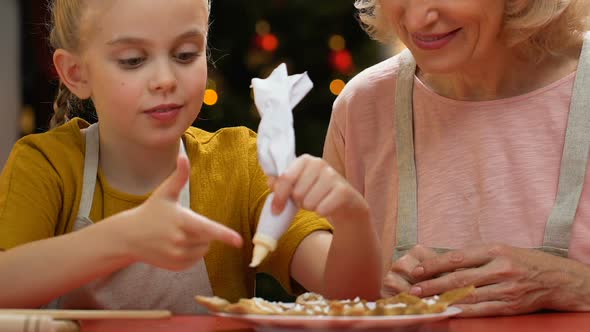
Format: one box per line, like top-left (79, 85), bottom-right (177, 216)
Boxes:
top-left (541, 258), bottom-right (590, 311)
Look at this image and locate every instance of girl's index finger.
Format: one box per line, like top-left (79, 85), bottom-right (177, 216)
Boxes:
top-left (181, 211), bottom-right (243, 248)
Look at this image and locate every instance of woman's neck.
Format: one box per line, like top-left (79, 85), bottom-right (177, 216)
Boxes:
top-left (417, 45), bottom-right (580, 101)
top-left (97, 130), bottom-right (181, 196)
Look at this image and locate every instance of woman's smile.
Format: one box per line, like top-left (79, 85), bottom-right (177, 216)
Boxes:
top-left (411, 29), bottom-right (461, 50)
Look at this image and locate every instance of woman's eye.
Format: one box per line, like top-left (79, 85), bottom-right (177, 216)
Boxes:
top-left (175, 52), bottom-right (199, 63)
top-left (118, 57), bottom-right (145, 69)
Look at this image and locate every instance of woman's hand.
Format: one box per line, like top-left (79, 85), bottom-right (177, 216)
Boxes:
top-left (382, 245), bottom-right (439, 297)
top-left (407, 244), bottom-right (590, 316)
top-left (110, 156), bottom-right (243, 271)
top-left (268, 154), bottom-right (369, 224)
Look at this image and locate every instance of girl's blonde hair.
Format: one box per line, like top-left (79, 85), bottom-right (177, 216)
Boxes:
top-left (355, 0), bottom-right (590, 61)
top-left (47, 0), bottom-right (211, 128)
top-left (48, 0), bottom-right (87, 128)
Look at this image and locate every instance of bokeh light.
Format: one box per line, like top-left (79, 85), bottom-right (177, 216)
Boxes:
top-left (329, 35), bottom-right (346, 51)
top-left (329, 79), bottom-right (346, 96)
top-left (255, 20), bottom-right (271, 36)
top-left (203, 89), bottom-right (219, 106)
top-left (260, 34), bottom-right (279, 52)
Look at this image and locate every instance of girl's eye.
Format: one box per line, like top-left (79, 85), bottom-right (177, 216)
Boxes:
top-left (117, 57), bottom-right (145, 69)
top-left (175, 52), bottom-right (199, 64)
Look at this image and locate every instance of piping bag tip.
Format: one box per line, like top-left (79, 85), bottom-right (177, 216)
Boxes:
top-left (249, 244), bottom-right (270, 268)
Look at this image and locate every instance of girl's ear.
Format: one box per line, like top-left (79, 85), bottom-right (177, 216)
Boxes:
top-left (53, 49), bottom-right (91, 99)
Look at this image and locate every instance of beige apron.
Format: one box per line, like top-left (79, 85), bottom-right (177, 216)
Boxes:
top-left (393, 32), bottom-right (590, 260)
top-left (49, 123), bottom-right (214, 314)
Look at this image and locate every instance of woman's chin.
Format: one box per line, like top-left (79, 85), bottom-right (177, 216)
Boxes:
top-left (415, 57), bottom-right (468, 75)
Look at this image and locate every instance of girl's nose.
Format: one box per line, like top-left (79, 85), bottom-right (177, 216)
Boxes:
top-left (403, 1), bottom-right (439, 32)
top-left (149, 60), bottom-right (177, 93)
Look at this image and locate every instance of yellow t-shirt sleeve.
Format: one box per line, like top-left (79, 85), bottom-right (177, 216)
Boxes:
top-left (0, 141), bottom-right (63, 249)
top-left (244, 131), bottom-right (333, 294)
top-left (259, 209), bottom-right (332, 294)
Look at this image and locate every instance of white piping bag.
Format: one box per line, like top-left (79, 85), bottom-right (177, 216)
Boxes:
top-left (249, 63), bottom-right (313, 267)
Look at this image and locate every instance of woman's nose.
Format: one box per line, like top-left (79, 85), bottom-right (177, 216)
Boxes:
top-left (403, 1), bottom-right (439, 32)
top-left (149, 60), bottom-right (177, 93)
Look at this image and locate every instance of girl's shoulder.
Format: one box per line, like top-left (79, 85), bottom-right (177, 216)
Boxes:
top-left (184, 125), bottom-right (258, 156)
top-left (2, 119), bottom-right (87, 203)
top-left (10, 118), bottom-right (86, 162)
top-left (183, 126), bottom-right (262, 180)
top-left (185, 125), bottom-right (256, 144)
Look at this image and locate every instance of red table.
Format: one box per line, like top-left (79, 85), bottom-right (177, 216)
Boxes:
top-left (79, 312), bottom-right (590, 332)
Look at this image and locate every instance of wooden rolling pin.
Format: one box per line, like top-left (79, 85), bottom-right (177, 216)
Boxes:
top-left (0, 309), bottom-right (171, 320)
top-left (0, 310), bottom-right (171, 332)
top-left (0, 314), bottom-right (79, 332)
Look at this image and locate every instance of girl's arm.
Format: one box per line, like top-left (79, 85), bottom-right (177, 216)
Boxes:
top-left (291, 215), bottom-right (381, 300)
top-left (0, 157), bottom-right (241, 308)
top-left (0, 218), bottom-right (132, 308)
top-left (270, 155), bottom-right (382, 300)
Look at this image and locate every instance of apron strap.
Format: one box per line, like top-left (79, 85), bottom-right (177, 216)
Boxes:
top-left (78, 124), bottom-right (100, 219)
top-left (393, 33), bottom-right (590, 260)
top-left (543, 32), bottom-right (590, 252)
top-left (179, 139), bottom-right (190, 209)
top-left (393, 49), bottom-right (419, 260)
top-left (52, 124), bottom-right (213, 312)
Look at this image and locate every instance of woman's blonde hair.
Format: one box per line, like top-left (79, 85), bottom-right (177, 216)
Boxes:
top-left (47, 0), bottom-right (212, 128)
top-left (355, 0), bottom-right (590, 61)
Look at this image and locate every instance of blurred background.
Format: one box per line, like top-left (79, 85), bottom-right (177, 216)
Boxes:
top-left (2, 0), bottom-right (396, 167)
top-left (1, 0), bottom-right (395, 299)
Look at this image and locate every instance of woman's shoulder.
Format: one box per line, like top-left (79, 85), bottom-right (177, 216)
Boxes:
top-left (330, 54), bottom-right (405, 128)
top-left (339, 54), bottom-right (404, 101)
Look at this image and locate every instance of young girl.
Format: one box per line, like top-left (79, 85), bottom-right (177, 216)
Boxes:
top-left (0, 0), bottom-right (381, 312)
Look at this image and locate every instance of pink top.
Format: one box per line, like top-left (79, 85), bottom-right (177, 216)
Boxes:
top-left (323, 55), bottom-right (590, 269)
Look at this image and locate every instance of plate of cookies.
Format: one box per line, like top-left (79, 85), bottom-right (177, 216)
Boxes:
top-left (195, 286), bottom-right (472, 330)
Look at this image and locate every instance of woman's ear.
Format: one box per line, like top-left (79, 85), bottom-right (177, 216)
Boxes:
top-left (53, 49), bottom-right (91, 99)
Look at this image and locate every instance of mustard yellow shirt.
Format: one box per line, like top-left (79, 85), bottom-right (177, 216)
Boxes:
top-left (0, 118), bottom-right (332, 302)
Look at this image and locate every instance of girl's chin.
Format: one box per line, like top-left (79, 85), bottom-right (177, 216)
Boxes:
top-left (140, 128), bottom-right (189, 148)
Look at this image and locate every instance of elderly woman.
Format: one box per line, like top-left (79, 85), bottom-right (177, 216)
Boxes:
top-left (322, 0), bottom-right (590, 316)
